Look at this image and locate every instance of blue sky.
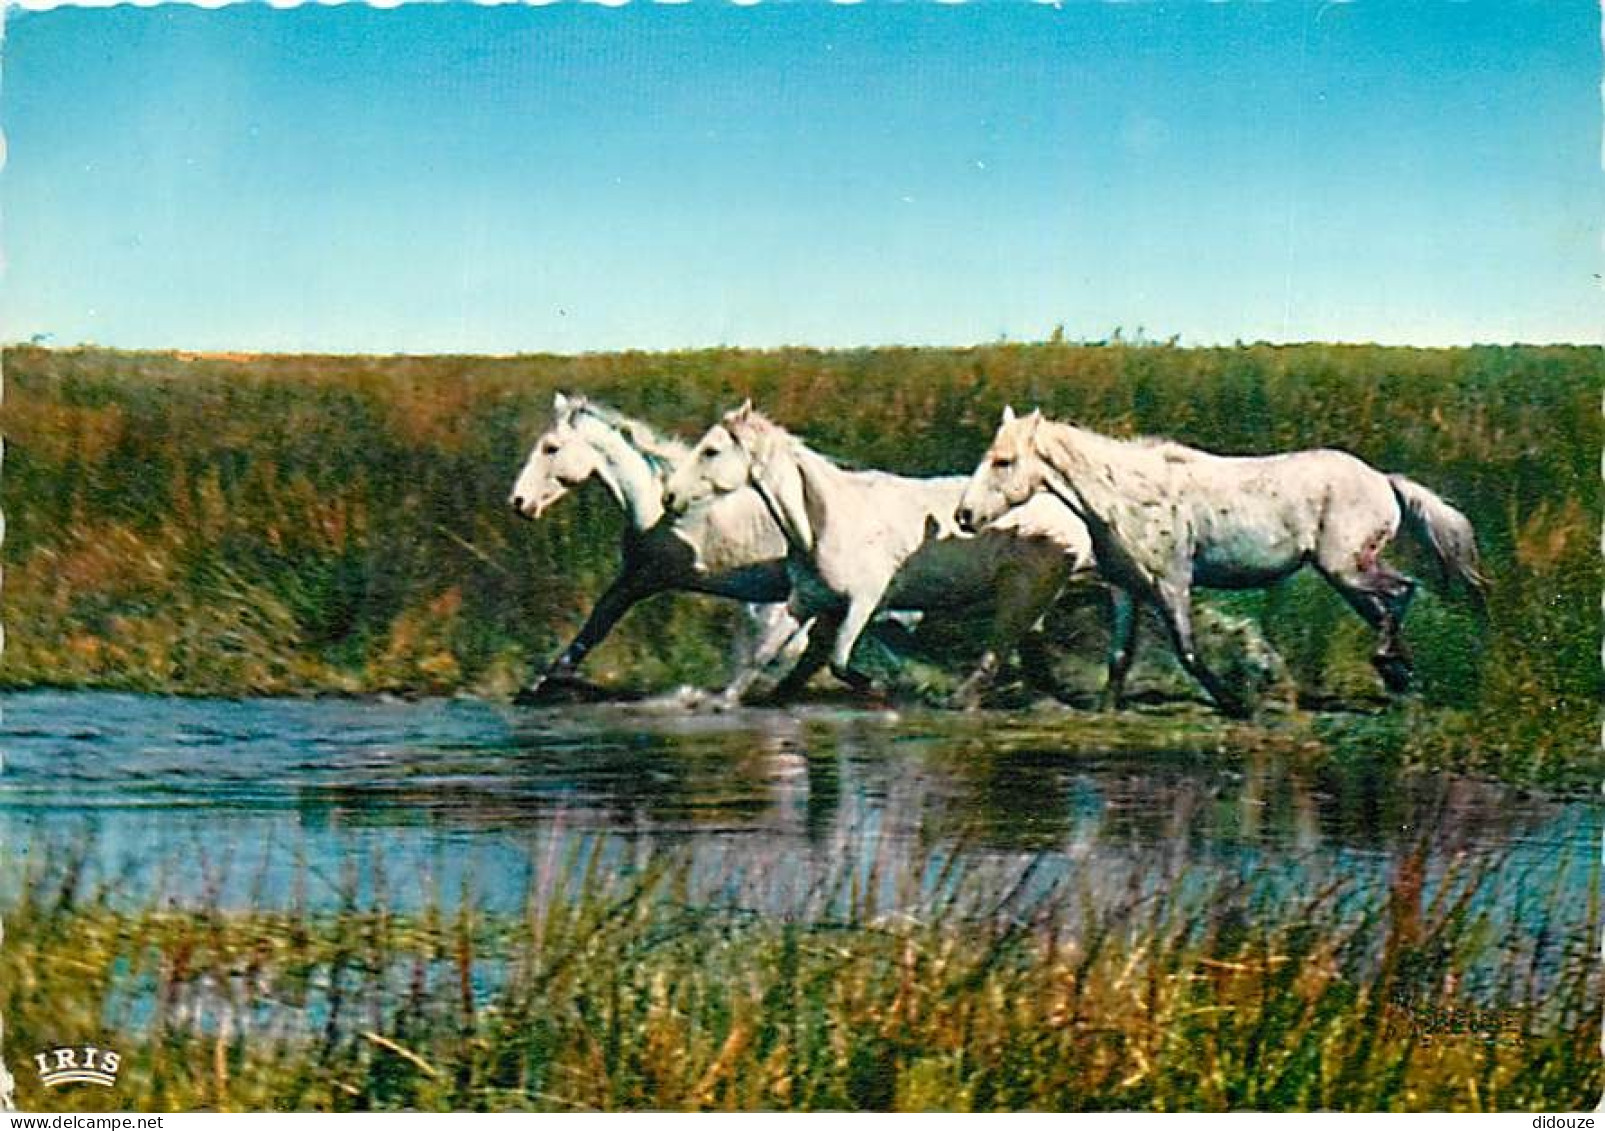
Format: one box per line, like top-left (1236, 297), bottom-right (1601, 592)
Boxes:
top-left (2, 1), bottom-right (1598, 353)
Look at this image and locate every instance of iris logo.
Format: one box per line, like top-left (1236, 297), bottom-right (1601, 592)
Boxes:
top-left (32, 1046), bottom-right (121, 1089)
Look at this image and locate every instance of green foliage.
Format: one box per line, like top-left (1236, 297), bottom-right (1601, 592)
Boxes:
top-left (2, 342), bottom-right (1597, 782)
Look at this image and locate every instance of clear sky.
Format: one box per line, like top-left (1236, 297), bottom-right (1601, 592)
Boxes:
top-left (2, 1), bottom-right (1599, 354)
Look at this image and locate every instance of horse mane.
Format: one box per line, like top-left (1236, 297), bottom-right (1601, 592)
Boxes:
top-left (569, 399), bottom-right (692, 473)
top-left (1031, 418), bottom-right (1186, 490)
top-left (1131, 435), bottom-right (1202, 462)
top-left (734, 409), bottom-right (878, 474)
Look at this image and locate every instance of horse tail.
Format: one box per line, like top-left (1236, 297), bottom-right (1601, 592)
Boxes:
top-left (1388, 474), bottom-right (1488, 602)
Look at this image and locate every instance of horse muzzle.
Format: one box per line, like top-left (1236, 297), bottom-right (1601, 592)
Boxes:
top-left (510, 492), bottom-right (555, 520)
top-left (955, 505), bottom-right (978, 534)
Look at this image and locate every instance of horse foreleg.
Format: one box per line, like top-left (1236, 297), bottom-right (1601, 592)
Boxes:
top-left (723, 608), bottom-right (813, 703)
top-left (769, 609), bottom-right (844, 703)
top-left (1100, 586), bottom-right (1140, 712)
top-left (828, 597), bottom-right (883, 694)
top-left (1155, 581), bottom-right (1250, 719)
top-left (522, 571), bottom-right (655, 700)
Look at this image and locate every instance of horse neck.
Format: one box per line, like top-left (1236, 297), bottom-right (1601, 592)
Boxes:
top-left (580, 420), bottom-right (665, 531)
top-left (1036, 421), bottom-right (1163, 522)
top-left (749, 437), bottom-right (818, 555)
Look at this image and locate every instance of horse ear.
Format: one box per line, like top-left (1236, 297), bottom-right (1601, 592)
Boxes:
top-left (553, 391), bottom-right (569, 412)
top-left (730, 399), bottom-right (754, 422)
top-left (1001, 404), bottom-right (1016, 425)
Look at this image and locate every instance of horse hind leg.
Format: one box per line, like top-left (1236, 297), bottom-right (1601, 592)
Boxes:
top-left (1324, 558), bottom-right (1419, 695)
top-left (1369, 567), bottom-right (1420, 695)
top-left (951, 649), bottom-right (1003, 711)
top-left (1018, 629), bottom-right (1069, 702)
top-left (952, 558), bottom-right (1067, 710)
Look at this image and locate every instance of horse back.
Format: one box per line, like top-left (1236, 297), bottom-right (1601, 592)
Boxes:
top-left (1180, 448), bottom-right (1396, 586)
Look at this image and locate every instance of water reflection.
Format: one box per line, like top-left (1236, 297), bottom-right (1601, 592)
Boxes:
top-left (0, 691), bottom-right (1591, 923)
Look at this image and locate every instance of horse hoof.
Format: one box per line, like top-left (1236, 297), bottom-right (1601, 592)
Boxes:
top-left (947, 688), bottom-right (985, 712)
top-left (829, 664), bottom-right (875, 694)
top-left (754, 683), bottom-right (803, 708)
top-left (513, 683), bottom-right (551, 706)
top-left (1371, 655), bottom-right (1414, 695)
top-left (1216, 696), bottom-right (1255, 720)
top-left (855, 685), bottom-right (893, 710)
top-left (514, 672), bottom-right (609, 706)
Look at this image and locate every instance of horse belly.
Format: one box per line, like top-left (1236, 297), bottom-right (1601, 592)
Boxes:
top-left (1193, 556), bottom-right (1303, 590)
top-left (883, 532), bottom-right (1024, 610)
top-left (693, 561), bottom-right (793, 603)
top-left (1191, 514), bottom-right (1308, 589)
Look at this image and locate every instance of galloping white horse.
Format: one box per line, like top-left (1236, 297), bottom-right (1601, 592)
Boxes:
top-left (956, 407), bottom-right (1486, 717)
top-left (662, 402), bottom-right (1099, 706)
top-left (508, 393), bottom-right (802, 701)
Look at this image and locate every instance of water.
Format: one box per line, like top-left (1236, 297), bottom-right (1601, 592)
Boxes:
top-left (0, 691), bottom-right (1594, 933)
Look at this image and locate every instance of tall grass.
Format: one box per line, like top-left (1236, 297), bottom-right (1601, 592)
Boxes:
top-left (1, 831), bottom-right (1597, 1112)
top-left (1, 342), bottom-right (1598, 782)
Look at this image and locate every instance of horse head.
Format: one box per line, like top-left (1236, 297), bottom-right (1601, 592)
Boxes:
top-left (508, 391), bottom-right (606, 519)
top-left (662, 401), bottom-right (763, 516)
top-left (956, 404), bottom-right (1048, 532)
top-left (721, 400), bottom-right (793, 481)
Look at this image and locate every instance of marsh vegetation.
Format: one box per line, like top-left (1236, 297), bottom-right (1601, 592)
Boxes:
top-left (0, 342), bottom-right (1596, 1112)
top-left (2, 342), bottom-right (1596, 784)
top-left (0, 693), bottom-right (1597, 1112)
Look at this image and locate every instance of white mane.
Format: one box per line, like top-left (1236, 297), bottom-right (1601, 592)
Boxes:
top-left (567, 399), bottom-right (692, 472)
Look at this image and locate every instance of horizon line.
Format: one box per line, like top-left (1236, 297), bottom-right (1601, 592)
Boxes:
top-left (7, 336), bottom-right (1601, 361)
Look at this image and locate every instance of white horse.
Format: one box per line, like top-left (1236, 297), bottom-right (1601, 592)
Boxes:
top-left (661, 402), bottom-right (1099, 706)
top-left (509, 393), bottom-right (803, 701)
top-left (956, 407), bottom-right (1487, 717)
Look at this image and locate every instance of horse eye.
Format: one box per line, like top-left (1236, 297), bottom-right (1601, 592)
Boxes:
top-left (993, 457), bottom-right (1015, 470)
top-left (541, 443), bottom-right (560, 455)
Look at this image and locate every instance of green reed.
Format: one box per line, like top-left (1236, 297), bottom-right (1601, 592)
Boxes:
top-left (1, 832), bottom-right (1598, 1112)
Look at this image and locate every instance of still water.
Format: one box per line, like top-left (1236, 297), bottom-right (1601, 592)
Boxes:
top-left (0, 691), bottom-right (1594, 933)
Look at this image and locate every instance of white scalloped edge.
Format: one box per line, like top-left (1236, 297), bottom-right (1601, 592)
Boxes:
top-left (0, 0), bottom-right (1004, 9)
top-left (1, 0), bottom-right (12, 1105)
top-left (0, 0), bottom-right (1055, 9)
